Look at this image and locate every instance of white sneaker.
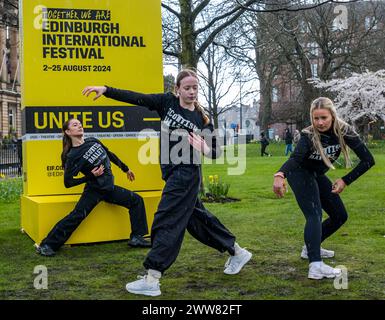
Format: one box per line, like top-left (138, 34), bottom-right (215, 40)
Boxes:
top-left (224, 248), bottom-right (252, 275)
top-left (301, 245), bottom-right (335, 259)
top-left (125, 275), bottom-right (161, 296)
top-left (308, 261), bottom-right (342, 280)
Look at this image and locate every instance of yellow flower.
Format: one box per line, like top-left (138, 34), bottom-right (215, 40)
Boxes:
top-left (209, 175), bottom-right (214, 183)
top-left (0, 173), bottom-right (5, 179)
top-left (214, 175), bottom-right (219, 183)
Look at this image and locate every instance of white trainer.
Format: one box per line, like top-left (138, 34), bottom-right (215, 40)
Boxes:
top-left (224, 248), bottom-right (252, 275)
top-left (301, 245), bottom-right (335, 259)
top-left (308, 262), bottom-right (342, 280)
top-left (125, 275), bottom-right (161, 296)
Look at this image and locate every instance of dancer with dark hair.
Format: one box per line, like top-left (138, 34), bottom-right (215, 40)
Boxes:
top-left (36, 118), bottom-right (150, 257)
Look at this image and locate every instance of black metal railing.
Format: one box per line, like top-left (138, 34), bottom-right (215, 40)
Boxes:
top-left (0, 141), bottom-right (22, 177)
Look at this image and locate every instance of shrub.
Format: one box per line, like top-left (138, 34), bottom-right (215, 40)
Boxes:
top-left (367, 139), bottom-right (385, 150)
top-left (200, 175), bottom-right (230, 202)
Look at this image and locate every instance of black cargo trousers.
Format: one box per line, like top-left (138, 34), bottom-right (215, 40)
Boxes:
top-left (41, 184), bottom-right (148, 251)
top-left (143, 165), bottom-right (236, 273)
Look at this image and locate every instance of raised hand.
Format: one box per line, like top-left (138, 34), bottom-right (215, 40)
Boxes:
top-left (82, 86), bottom-right (107, 101)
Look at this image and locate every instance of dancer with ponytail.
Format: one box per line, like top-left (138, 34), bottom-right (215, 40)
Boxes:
top-left (83, 69), bottom-right (252, 296)
top-left (36, 118), bottom-right (151, 256)
top-left (273, 97), bottom-right (375, 279)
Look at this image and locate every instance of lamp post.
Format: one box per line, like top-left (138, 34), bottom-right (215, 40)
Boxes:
top-left (223, 120), bottom-right (227, 146)
top-left (239, 76), bottom-right (242, 130)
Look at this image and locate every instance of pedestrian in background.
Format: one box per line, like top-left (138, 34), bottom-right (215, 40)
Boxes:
top-left (284, 128), bottom-right (293, 156)
top-left (260, 132), bottom-right (271, 157)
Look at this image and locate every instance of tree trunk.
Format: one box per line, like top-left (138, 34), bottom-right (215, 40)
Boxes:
top-left (300, 81), bottom-right (317, 129)
top-left (180, 0), bottom-right (198, 69)
top-left (259, 76), bottom-right (273, 134)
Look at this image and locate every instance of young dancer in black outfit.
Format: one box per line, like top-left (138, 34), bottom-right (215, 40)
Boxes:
top-left (273, 97), bottom-right (375, 279)
top-left (36, 118), bottom-right (151, 257)
top-left (83, 69), bottom-right (252, 296)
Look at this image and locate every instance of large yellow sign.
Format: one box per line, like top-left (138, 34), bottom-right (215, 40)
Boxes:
top-left (21, 0), bottom-right (163, 106)
top-left (20, 0), bottom-right (164, 244)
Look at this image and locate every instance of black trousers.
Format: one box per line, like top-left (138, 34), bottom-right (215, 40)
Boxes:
top-left (261, 145), bottom-right (269, 156)
top-left (143, 165), bottom-right (236, 273)
top-left (287, 168), bottom-right (348, 262)
top-left (41, 185), bottom-right (148, 251)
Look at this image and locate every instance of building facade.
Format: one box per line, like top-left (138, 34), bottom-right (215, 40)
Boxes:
top-left (218, 99), bottom-right (260, 143)
top-left (262, 1), bottom-right (385, 140)
top-left (0, 0), bottom-right (21, 141)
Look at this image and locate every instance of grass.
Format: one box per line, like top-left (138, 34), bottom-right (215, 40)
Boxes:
top-left (0, 177), bottom-right (22, 202)
top-left (0, 142), bottom-right (384, 300)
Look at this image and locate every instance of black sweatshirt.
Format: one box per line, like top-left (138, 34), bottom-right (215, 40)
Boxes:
top-left (278, 128), bottom-right (375, 185)
top-left (104, 87), bottom-right (221, 179)
top-left (64, 137), bottom-right (129, 191)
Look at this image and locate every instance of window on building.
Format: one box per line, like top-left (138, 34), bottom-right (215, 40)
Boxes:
top-left (332, 10), bottom-right (347, 31)
top-left (299, 20), bottom-right (310, 33)
top-left (365, 16), bottom-right (378, 30)
top-left (335, 46), bottom-right (342, 55)
top-left (311, 63), bottom-right (318, 78)
top-left (308, 42), bottom-right (318, 56)
top-left (272, 87), bottom-right (278, 102)
top-left (8, 105), bottom-right (16, 132)
top-left (295, 64), bottom-right (301, 75)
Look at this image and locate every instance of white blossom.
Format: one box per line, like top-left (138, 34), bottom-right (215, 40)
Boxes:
top-left (312, 70), bottom-right (385, 125)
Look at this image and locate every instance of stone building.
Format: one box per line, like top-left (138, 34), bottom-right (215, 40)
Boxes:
top-left (0, 0), bottom-right (21, 141)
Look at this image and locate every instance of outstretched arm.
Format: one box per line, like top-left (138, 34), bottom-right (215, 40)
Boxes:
top-left (82, 85), bottom-right (165, 113)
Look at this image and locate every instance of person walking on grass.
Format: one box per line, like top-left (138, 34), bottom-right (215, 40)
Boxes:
top-left (36, 118), bottom-right (151, 257)
top-left (273, 97), bottom-right (374, 280)
top-left (82, 69), bottom-right (252, 297)
top-left (260, 132), bottom-right (271, 157)
top-left (284, 128), bottom-right (293, 156)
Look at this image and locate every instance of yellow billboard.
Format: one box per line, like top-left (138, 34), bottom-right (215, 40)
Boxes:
top-left (20, 0), bottom-right (164, 243)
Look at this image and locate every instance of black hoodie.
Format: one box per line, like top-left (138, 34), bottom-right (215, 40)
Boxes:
top-left (278, 127), bottom-right (375, 185)
top-left (64, 137), bottom-right (129, 191)
top-left (104, 87), bottom-right (221, 180)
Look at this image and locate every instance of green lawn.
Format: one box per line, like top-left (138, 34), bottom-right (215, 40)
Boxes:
top-left (0, 143), bottom-right (384, 300)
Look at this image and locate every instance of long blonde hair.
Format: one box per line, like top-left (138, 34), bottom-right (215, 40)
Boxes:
top-left (174, 69), bottom-right (210, 125)
top-left (303, 97), bottom-right (352, 169)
